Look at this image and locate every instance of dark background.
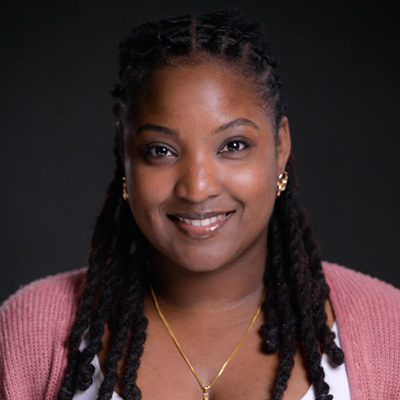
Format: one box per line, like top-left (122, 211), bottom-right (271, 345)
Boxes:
top-left (1, 0), bottom-right (399, 303)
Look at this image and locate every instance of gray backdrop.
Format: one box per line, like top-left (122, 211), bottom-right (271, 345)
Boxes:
top-left (1, 0), bottom-right (399, 303)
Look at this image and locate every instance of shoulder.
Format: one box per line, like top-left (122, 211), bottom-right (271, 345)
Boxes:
top-left (0, 268), bottom-right (87, 332)
top-left (322, 261), bottom-right (400, 334)
top-left (0, 268), bottom-right (87, 399)
top-left (322, 261), bottom-right (400, 310)
top-left (322, 262), bottom-right (400, 398)
top-left (1, 267), bottom-right (87, 311)
top-left (1, 267), bottom-right (87, 309)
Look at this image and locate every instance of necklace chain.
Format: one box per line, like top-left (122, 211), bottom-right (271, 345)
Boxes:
top-left (150, 286), bottom-right (266, 400)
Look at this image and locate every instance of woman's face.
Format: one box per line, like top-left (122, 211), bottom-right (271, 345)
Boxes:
top-left (123, 61), bottom-right (291, 273)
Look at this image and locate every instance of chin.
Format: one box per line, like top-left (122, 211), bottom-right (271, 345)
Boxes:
top-left (154, 245), bottom-right (233, 275)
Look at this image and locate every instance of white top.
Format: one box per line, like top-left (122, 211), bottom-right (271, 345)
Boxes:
top-left (73, 322), bottom-right (351, 399)
top-left (300, 322), bottom-right (351, 399)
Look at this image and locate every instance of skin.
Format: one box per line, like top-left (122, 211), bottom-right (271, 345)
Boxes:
top-left (98, 61), bottom-right (335, 399)
top-left (124, 61), bottom-right (290, 303)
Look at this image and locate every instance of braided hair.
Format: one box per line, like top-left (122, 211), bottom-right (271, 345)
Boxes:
top-left (58, 9), bottom-right (344, 400)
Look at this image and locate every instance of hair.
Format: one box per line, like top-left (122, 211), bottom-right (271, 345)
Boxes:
top-left (58, 9), bottom-right (344, 400)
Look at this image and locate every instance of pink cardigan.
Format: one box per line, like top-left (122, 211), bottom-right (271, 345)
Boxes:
top-left (1, 262), bottom-right (400, 399)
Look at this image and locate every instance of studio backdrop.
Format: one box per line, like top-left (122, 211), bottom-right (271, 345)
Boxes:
top-left (1, 0), bottom-right (399, 302)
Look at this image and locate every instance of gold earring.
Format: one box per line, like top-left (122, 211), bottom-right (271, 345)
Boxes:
top-left (122, 177), bottom-right (129, 201)
top-left (276, 171), bottom-right (288, 197)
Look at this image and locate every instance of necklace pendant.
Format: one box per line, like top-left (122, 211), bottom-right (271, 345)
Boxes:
top-left (203, 387), bottom-right (209, 400)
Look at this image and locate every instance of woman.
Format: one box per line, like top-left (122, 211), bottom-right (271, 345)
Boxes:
top-left (1, 9), bottom-right (399, 400)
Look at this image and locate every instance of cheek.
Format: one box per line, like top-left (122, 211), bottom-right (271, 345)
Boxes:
top-left (226, 157), bottom-right (277, 199)
top-left (225, 156), bottom-right (278, 225)
top-left (125, 162), bottom-right (172, 227)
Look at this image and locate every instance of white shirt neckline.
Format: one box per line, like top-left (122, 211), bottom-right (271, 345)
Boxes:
top-left (73, 321), bottom-right (351, 399)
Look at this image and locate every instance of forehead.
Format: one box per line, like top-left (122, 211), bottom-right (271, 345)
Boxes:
top-left (132, 61), bottom-right (272, 129)
top-left (148, 61), bottom-right (253, 97)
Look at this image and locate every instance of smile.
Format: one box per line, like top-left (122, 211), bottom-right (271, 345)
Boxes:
top-left (168, 211), bottom-right (235, 238)
top-left (177, 213), bottom-right (228, 227)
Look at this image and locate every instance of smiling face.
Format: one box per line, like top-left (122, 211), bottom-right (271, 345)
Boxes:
top-left (123, 61), bottom-right (291, 274)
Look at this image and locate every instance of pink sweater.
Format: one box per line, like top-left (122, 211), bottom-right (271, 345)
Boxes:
top-left (1, 262), bottom-right (399, 399)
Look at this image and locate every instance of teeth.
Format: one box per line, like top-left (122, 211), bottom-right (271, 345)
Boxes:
top-left (178, 214), bottom-right (225, 226)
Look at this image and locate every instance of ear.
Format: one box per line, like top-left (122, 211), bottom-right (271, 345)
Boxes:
top-left (276, 116), bottom-right (291, 173)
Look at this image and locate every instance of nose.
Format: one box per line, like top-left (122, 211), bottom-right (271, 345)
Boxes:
top-left (173, 154), bottom-right (222, 203)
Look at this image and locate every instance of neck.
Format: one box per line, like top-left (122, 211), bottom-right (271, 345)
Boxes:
top-left (149, 246), bottom-right (266, 314)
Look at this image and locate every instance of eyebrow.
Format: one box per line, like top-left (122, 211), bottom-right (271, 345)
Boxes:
top-left (212, 118), bottom-right (259, 135)
top-left (134, 118), bottom-right (259, 136)
top-left (135, 124), bottom-right (178, 136)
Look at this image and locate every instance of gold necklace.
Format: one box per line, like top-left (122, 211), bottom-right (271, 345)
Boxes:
top-left (150, 286), bottom-right (266, 400)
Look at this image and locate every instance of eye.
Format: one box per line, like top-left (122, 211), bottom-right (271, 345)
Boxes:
top-left (219, 139), bottom-right (249, 153)
top-left (144, 144), bottom-right (176, 158)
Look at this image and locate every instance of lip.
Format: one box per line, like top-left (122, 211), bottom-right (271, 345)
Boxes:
top-left (168, 211), bottom-right (235, 239)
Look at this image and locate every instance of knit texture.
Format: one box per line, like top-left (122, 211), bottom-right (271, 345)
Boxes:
top-left (0, 269), bottom-right (85, 399)
top-left (0, 262), bottom-right (399, 399)
top-left (325, 263), bottom-right (400, 399)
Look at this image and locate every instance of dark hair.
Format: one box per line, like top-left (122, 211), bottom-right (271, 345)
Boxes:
top-left (58, 9), bottom-right (343, 400)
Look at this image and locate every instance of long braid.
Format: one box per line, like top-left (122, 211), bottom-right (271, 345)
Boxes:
top-left (266, 208), bottom-right (298, 399)
top-left (98, 257), bottom-right (147, 399)
top-left (59, 10), bottom-right (343, 400)
top-left (267, 157), bottom-right (343, 399)
top-left (98, 202), bottom-right (149, 400)
top-left (58, 157), bottom-right (125, 399)
top-left (303, 220), bottom-right (345, 366)
top-left (121, 286), bottom-right (148, 400)
top-left (58, 138), bottom-right (149, 399)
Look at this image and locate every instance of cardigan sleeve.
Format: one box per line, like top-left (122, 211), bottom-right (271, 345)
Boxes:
top-left (323, 262), bottom-right (400, 399)
top-left (0, 268), bottom-right (86, 399)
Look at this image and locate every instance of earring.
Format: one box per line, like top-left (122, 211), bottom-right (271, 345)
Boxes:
top-left (276, 171), bottom-right (288, 197)
top-left (122, 177), bottom-right (129, 201)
